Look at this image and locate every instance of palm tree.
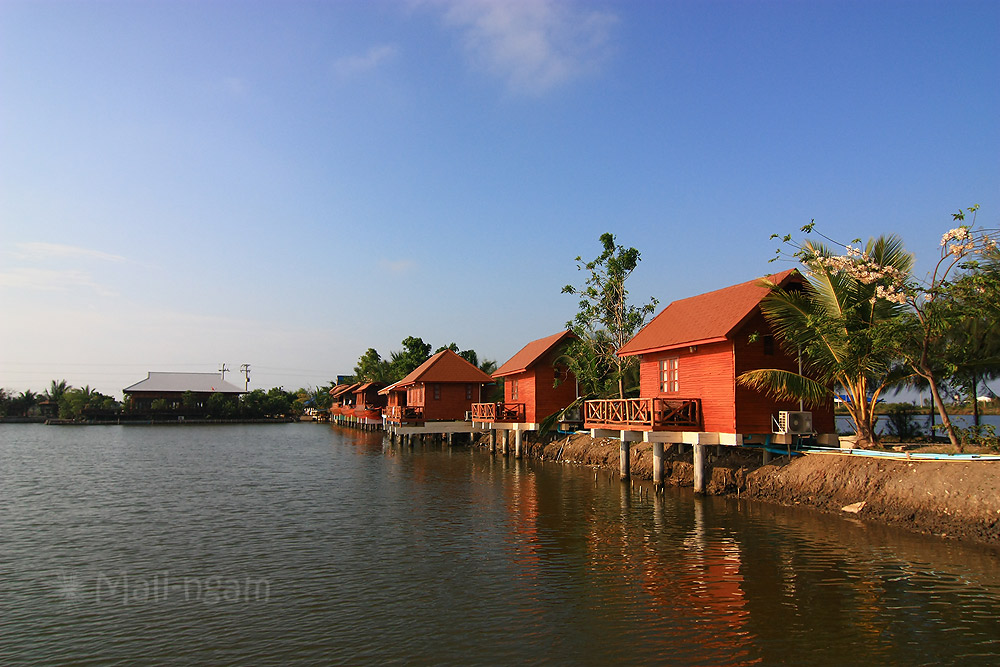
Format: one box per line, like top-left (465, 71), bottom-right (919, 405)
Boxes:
top-left (45, 379), bottom-right (72, 403)
top-left (738, 235), bottom-right (914, 448)
top-left (12, 390), bottom-right (38, 417)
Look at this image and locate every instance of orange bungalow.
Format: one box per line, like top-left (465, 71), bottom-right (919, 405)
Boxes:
top-left (472, 330), bottom-right (578, 430)
top-left (386, 349), bottom-right (493, 427)
top-left (328, 383), bottom-right (359, 421)
top-left (584, 268), bottom-right (836, 446)
top-left (379, 380), bottom-right (412, 424)
top-left (352, 381), bottom-right (386, 428)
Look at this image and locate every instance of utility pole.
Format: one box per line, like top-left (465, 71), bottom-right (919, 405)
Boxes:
top-left (219, 363), bottom-right (230, 381)
top-left (240, 364), bottom-right (251, 391)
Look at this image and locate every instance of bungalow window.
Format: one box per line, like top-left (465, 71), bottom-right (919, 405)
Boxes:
top-left (465, 384), bottom-right (473, 400)
top-left (661, 358), bottom-right (679, 393)
top-left (433, 384), bottom-right (441, 400)
top-left (510, 378), bottom-right (519, 400)
top-left (763, 335), bottom-right (775, 356)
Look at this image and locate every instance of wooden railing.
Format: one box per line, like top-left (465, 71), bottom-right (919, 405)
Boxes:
top-left (386, 405), bottom-right (424, 423)
top-left (470, 402), bottom-right (525, 422)
top-left (583, 398), bottom-right (701, 430)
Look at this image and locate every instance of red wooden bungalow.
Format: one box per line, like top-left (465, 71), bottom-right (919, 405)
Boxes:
top-left (379, 380), bottom-right (412, 424)
top-left (328, 383), bottom-right (359, 418)
top-left (386, 349), bottom-right (493, 424)
top-left (352, 381), bottom-right (386, 424)
top-left (584, 269), bottom-right (835, 445)
top-left (472, 330), bottom-right (578, 428)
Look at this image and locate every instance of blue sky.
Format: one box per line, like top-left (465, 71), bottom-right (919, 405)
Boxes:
top-left (2, 0), bottom-right (998, 397)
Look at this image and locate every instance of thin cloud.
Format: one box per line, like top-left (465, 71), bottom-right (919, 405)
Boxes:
top-left (0, 267), bottom-right (119, 297)
top-left (427, 0), bottom-right (618, 95)
top-left (378, 258), bottom-right (417, 274)
top-left (333, 44), bottom-right (398, 78)
top-left (12, 242), bottom-right (127, 263)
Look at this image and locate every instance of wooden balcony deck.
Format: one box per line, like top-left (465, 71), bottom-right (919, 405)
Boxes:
top-left (385, 405), bottom-right (424, 424)
top-left (583, 398), bottom-right (701, 431)
top-left (470, 402), bottom-right (525, 423)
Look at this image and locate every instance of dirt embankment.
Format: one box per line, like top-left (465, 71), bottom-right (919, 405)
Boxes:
top-left (490, 433), bottom-right (1000, 546)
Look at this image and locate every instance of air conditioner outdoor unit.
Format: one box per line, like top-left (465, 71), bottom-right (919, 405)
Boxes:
top-left (465, 411), bottom-right (473, 421)
top-left (776, 411), bottom-right (813, 435)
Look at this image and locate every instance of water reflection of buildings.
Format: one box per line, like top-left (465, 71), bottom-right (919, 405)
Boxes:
top-left (495, 458), bottom-right (757, 663)
top-left (375, 439), bottom-right (1000, 663)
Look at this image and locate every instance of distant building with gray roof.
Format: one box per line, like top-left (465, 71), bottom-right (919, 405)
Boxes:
top-left (123, 372), bottom-right (245, 412)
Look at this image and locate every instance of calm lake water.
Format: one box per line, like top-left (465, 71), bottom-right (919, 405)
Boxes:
top-left (836, 413), bottom-right (1000, 436)
top-left (2, 424), bottom-right (999, 665)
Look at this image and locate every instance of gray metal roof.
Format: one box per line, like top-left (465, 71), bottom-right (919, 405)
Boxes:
top-left (123, 372), bottom-right (246, 394)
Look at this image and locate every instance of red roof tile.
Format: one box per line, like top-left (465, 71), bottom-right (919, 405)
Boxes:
top-left (493, 330), bottom-right (576, 378)
top-left (617, 269), bottom-right (800, 357)
top-left (396, 349), bottom-right (493, 387)
top-left (330, 383), bottom-right (360, 398)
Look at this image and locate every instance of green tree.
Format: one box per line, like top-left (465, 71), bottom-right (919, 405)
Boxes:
top-left (264, 387), bottom-right (294, 417)
top-left (206, 392), bottom-right (238, 418)
top-left (562, 233), bottom-right (658, 398)
top-left (241, 389), bottom-right (268, 417)
top-left (391, 336), bottom-right (432, 378)
top-left (738, 234), bottom-right (914, 448)
top-left (354, 348), bottom-right (395, 383)
top-left (45, 379), bottom-right (71, 403)
top-left (12, 390), bottom-right (38, 417)
top-left (889, 206), bottom-right (998, 449)
top-left (59, 386), bottom-right (118, 418)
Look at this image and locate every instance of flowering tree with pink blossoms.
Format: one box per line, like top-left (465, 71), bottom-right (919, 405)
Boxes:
top-left (740, 206), bottom-right (998, 450)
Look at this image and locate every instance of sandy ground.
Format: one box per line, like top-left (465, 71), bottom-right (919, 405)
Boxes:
top-left (499, 433), bottom-right (1000, 547)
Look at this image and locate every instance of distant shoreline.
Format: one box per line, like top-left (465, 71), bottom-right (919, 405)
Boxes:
top-left (0, 417), bottom-right (299, 426)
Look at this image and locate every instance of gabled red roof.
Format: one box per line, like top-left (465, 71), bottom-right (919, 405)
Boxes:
top-left (353, 381), bottom-right (384, 394)
top-left (330, 383), bottom-right (360, 398)
top-left (618, 269), bottom-right (801, 357)
top-left (493, 330), bottom-right (576, 378)
top-left (377, 380), bottom-right (404, 396)
top-left (396, 349), bottom-right (493, 387)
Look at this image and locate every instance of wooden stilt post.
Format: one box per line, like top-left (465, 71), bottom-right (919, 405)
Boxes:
top-left (762, 448), bottom-right (771, 464)
top-left (693, 443), bottom-right (706, 494)
top-left (652, 441), bottom-right (664, 490)
top-left (620, 432), bottom-right (630, 481)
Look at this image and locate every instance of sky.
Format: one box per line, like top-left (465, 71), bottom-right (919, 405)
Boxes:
top-left (1, 0), bottom-right (998, 398)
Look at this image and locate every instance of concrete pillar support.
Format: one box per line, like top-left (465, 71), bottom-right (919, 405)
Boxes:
top-left (489, 429), bottom-right (497, 453)
top-left (620, 432), bottom-right (630, 481)
top-left (514, 429), bottom-right (523, 459)
top-left (652, 441), bottom-right (664, 489)
top-left (693, 443), bottom-right (706, 494)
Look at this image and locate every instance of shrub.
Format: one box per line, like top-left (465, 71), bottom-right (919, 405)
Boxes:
top-left (884, 404), bottom-right (922, 440)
